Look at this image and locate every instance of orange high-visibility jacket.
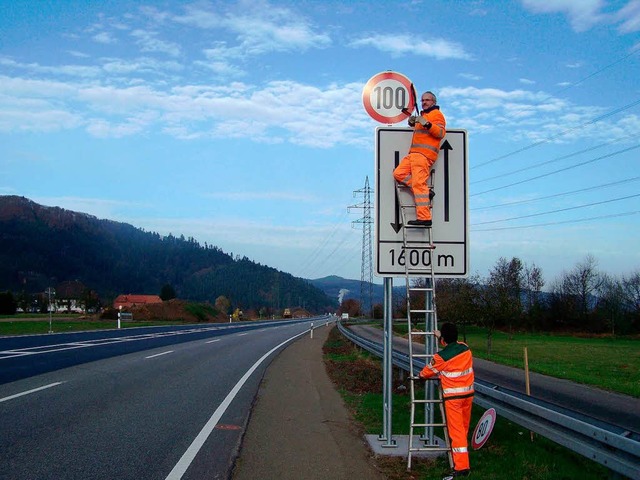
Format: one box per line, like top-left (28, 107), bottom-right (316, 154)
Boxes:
top-left (419, 341), bottom-right (474, 399)
top-left (409, 106), bottom-right (446, 162)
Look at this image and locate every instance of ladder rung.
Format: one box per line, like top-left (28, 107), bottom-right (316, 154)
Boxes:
top-left (409, 446), bottom-right (450, 453)
top-left (410, 354), bottom-right (434, 360)
top-left (412, 399), bottom-right (444, 405)
top-left (410, 287), bottom-right (435, 292)
top-left (411, 423), bottom-right (448, 429)
top-left (410, 309), bottom-right (435, 314)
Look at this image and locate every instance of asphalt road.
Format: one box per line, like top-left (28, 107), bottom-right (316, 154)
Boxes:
top-left (0, 318), bottom-right (329, 480)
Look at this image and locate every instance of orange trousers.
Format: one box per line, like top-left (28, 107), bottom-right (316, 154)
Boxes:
top-left (444, 396), bottom-right (473, 471)
top-left (393, 152), bottom-right (434, 221)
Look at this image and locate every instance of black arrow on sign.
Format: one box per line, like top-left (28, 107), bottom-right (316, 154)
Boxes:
top-left (441, 140), bottom-right (453, 222)
top-left (391, 150), bottom-right (403, 233)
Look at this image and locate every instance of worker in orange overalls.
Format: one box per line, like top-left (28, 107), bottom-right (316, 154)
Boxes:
top-left (420, 322), bottom-right (474, 479)
top-left (393, 90), bottom-right (446, 227)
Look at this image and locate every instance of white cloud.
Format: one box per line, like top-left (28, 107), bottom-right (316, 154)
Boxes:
top-left (520, 0), bottom-right (606, 31)
top-left (93, 31), bottom-right (117, 44)
top-left (616, 0), bottom-right (640, 33)
top-left (350, 34), bottom-right (472, 60)
top-left (130, 29), bottom-right (182, 57)
top-left (171, 0), bottom-right (331, 54)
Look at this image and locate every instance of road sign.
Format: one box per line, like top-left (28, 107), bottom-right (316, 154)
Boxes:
top-left (472, 408), bottom-right (496, 450)
top-left (375, 127), bottom-right (468, 277)
top-left (362, 71), bottom-right (416, 124)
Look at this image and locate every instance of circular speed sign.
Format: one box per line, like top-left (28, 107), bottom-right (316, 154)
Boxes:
top-left (362, 71), bottom-right (416, 124)
top-left (472, 408), bottom-right (497, 450)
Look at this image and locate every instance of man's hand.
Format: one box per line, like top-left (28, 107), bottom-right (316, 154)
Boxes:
top-left (417, 116), bottom-right (431, 129)
top-left (408, 115), bottom-right (416, 126)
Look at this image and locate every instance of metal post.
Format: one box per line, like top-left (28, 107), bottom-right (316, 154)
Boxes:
top-left (379, 277), bottom-right (397, 447)
top-left (310, 322), bottom-right (314, 338)
top-left (45, 287), bottom-right (55, 334)
top-left (118, 305), bottom-right (122, 329)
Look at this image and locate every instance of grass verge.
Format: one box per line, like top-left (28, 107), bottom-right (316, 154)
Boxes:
top-left (0, 319), bottom-right (182, 336)
top-left (324, 326), bottom-right (613, 480)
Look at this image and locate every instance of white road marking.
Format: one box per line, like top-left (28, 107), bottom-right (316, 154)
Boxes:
top-left (0, 382), bottom-right (64, 403)
top-left (145, 350), bottom-right (174, 359)
top-left (206, 339), bottom-right (221, 344)
top-left (165, 329), bottom-right (308, 480)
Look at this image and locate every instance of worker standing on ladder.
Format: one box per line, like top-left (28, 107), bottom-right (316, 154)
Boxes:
top-left (393, 91), bottom-right (446, 227)
top-left (419, 322), bottom-right (474, 479)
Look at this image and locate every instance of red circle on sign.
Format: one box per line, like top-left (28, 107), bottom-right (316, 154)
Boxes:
top-left (362, 71), bottom-right (416, 124)
top-left (472, 408), bottom-right (496, 450)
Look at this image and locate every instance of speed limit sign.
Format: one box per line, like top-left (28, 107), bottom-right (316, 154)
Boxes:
top-left (472, 408), bottom-right (497, 450)
top-left (362, 71), bottom-right (416, 124)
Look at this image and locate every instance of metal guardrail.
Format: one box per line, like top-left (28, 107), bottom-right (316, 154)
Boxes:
top-left (337, 322), bottom-right (640, 480)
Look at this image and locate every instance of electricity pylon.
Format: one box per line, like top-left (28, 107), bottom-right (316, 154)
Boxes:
top-left (348, 176), bottom-right (374, 318)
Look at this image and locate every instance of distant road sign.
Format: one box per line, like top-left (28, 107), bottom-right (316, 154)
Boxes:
top-left (362, 71), bottom-right (416, 124)
top-left (375, 127), bottom-right (469, 277)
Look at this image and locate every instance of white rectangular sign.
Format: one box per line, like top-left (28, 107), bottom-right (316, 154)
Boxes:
top-left (375, 127), bottom-right (469, 277)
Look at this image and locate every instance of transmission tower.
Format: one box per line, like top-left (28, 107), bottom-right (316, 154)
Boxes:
top-left (348, 176), bottom-right (374, 317)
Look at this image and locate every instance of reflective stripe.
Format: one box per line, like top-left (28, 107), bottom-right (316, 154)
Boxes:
top-left (426, 364), bottom-right (439, 375)
top-left (411, 143), bottom-right (439, 153)
top-left (452, 447), bottom-right (468, 453)
top-left (443, 385), bottom-right (474, 395)
top-left (441, 367), bottom-right (474, 378)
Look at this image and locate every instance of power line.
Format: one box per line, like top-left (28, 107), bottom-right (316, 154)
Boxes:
top-left (471, 210), bottom-right (640, 232)
top-left (471, 133), bottom-right (637, 185)
top-left (472, 97), bottom-right (640, 170)
top-left (470, 143), bottom-right (640, 197)
top-left (472, 176), bottom-right (640, 211)
top-left (472, 193), bottom-right (640, 226)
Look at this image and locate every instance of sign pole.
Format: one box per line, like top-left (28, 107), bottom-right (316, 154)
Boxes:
top-left (379, 277), bottom-right (396, 447)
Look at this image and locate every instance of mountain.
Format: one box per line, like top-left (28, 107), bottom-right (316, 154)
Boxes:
top-left (310, 275), bottom-right (405, 307)
top-left (0, 196), bottom-right (336, 313)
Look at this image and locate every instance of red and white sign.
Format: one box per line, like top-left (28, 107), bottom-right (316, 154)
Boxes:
top-left (472, 408), bottom-right (496, 450)
top-left (362, 71), bottom-right (416, 124)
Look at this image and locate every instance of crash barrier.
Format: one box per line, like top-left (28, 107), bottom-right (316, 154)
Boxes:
top-left (337, 322), bottom-right (640, 480)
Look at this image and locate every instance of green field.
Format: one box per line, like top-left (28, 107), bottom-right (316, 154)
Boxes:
top-left (0, 317), bottom-right (181, 336)
top-left (393, 324), bottom-right (640, 398)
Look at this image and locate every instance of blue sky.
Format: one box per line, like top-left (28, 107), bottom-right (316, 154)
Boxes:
top-left (1, 0), bottom-right (639, 288)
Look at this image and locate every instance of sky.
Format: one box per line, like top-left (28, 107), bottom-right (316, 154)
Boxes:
top-left (1, 0), bottom-right (639, 289)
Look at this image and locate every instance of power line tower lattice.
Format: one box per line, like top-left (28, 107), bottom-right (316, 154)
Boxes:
top-left (348, 176), bottom-right (374, 318)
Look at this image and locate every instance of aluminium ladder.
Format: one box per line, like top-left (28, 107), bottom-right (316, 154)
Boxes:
top-left (395, 179), bottom-right (453, 470)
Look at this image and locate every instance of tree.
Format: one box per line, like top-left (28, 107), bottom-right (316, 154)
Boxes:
top-left (436, 276), bottom-right (481, 342)
top-left (0, 291), bottom-right (17, 315)
top-left (487, 257), bottom-right (524, 336)
top-left (596, 274), bottom-right (625, 334)
top-left (160, 284), bottom-right (176, 301)
top-left (215, 295), bottom-right (231, 316)
top-left (552, 255), bottom-right (603, 330)
top-left (339, 298), bottom-right (361, 318)
top-left (523, 263), bottom-right (545, 329)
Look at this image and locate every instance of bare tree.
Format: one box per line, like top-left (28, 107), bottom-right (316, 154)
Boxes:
top-left (596, 274), bottom-right (625, 334)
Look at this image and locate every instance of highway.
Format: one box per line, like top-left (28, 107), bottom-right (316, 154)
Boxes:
top-left (0, 318), bottom-right (329, 480)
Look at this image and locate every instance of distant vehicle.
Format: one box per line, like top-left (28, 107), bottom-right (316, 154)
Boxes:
top-left (283, 308), bottom-right (292, 318)
top-left (341, 313), bottom-right (349, 320)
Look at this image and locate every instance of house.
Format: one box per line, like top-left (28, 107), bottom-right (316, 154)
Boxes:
top-left (113, 294), bottom-right (163, 310)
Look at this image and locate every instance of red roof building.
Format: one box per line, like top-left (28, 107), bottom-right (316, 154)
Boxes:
top-left (113, 294), bottom-right (163, 310)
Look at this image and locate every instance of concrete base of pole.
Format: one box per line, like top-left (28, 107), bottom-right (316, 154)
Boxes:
top-left (365, 434), bottom-right (448, 459)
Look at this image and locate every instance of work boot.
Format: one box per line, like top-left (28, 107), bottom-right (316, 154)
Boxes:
top-left (407, 219), bottom-right (432, 227)
top-left (442, 469), bottom-right (470, 479)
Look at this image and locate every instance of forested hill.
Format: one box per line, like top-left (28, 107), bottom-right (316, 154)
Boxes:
top-left (0, 196), bottom-right (336, 312)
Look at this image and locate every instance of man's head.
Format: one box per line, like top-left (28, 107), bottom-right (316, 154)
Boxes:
top-left (421, 91), bottom-right (436, 109)
top-left (439, 322), bottom-right (458, 344)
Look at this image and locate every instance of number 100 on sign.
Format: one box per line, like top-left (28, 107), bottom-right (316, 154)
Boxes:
top-left (362, 71), bottom-right (415, 124)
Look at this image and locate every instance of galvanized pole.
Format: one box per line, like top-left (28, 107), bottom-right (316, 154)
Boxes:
top-left (379, 277), bottom-right (397, 447)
